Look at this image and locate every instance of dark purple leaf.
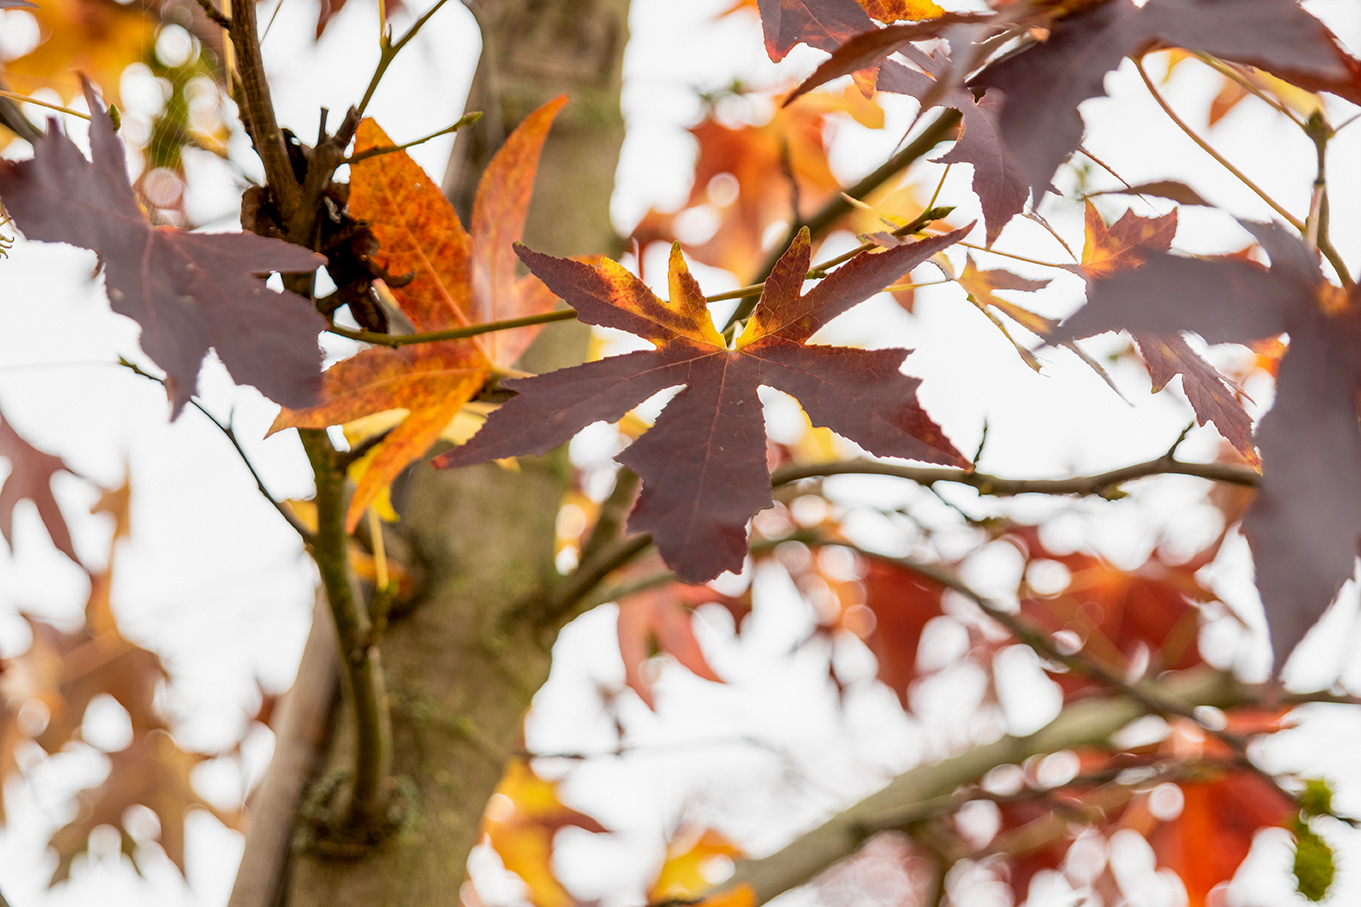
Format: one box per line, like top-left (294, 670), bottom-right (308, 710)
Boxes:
top-left (757, 0), bottom-right (876, 62)
top-left (0, 79), bottom-right (326, 415)
top-left (434, 229), bottom-right (971, 582)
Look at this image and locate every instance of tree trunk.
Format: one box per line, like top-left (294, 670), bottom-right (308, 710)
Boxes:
top-left (276, 1), bottom-right (630, 904)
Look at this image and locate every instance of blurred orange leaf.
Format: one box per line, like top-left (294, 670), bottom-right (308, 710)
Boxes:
top-left (650, 827), bottom-right (743, 901)
top-left (483, 759), bottom-right (607, 907)
top-left (1, 0), bottom-right (158, 105)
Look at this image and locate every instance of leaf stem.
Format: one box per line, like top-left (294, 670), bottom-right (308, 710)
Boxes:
top-left (344, 111), bottom-right (483, 165)
top-left (328, 308), bottom-right (577, 348)
top-left (1136, 60), bottom-right (1304, 233)
top-left (1303, 112), bottom-right (1353, 289)
top-left (953, 241), bottom-right (1070, 270)
top-left (0, 91), bottom-right (91, 121)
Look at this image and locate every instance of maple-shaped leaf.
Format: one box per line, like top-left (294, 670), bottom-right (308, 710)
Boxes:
top-left (878, 52), bottom-right (1028, 245)
top-left (436, 228), bottom-right (970, 582)
top-left (650, 827), bottom-right (744, 901)
top-left (271, 97), bottom-right (566, 531)
top-left (0, 79), bottom-right (327, 415)
top-left (617, 581), bottom-right (730, 708)
top-left (0, 411), bottom-right (78, 563)
top-left (970, 0), bottom-right (1361, 204)
top-left (47, 729), bottom-right (236, 882)
top-left (483, 759), bottom-right (608, 907)
top-left (0, 0), bottom-right (155, 105)
top-left (1056, 220), bottom-right (1361, 667)
top-left (757, 0), bottom-right (876, 62)
top-left (1077, 202), bottom-right (1257, 464)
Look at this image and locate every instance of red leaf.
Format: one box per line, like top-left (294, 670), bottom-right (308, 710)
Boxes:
top-left (972, 0), bottom-right (1361, 205)
top-left (435, 229), bottom-right (970, 582)
top-left (0, 79), bottom-right (326, 415)
top-left (0, 412), bottom-right (78, 564)
top-left (1078, 203), bottom-right (1257, 464)
top-left (1145, 772), bottom-right (1294, 906)
top-left (878, 52), bottom-right (1028, 244)
top-left (757, 0), bottom-right (875, 62)
top-left (617, 582), bottom-right (726, 708)
top-left (860, 559), bottom-right (946, 707)
top-left (1057, 221), bottom-right (1361, 668)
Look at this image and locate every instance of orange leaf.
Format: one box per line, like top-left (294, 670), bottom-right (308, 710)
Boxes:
top-left (650, 827), bottom-right (744, 902)
top-left (857, 0), bottom-right (945, 23)
top-left (617, 581), bottom-right (727, 709)
top-left (1080, 200), bottom-right (1178, 279)
top-left (1, 0), bottom-right (157, 105)
top-left (483, 759), bottom-right (607, 907)
top-left (272, 100), bottom-right (564, 531)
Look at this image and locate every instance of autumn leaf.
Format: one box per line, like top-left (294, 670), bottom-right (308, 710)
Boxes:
top-left (969, 0), bottom-right (1361, 204)
top-left (616, 581), bottom-right (729, 708)
top-left (757, 0), bottom-right (875, 62)
top-left (435, 228), bottom-right (969, 582)
top-left (47, 729), bottom-right (236, 882)
top-left (633, 87), bottom-right (881, 277)
top-left (0, 79), bottom-right (327, 415)
top-left (1087, 179), bottom-right (1212, 208)
top-left (857, 0), bottom-right (942, 24)
top-left (1015, 540), bottom-right (1212, 697)
top-left (271, 97), bottom-right (566, 531)
top-left (0, 410), bottom-right (78, 563)
top-left (951, 254), bottom-right (1053, 370)
top-left (878, 52), bottom-right (1029, 245)
top-left (649, 827), bottom-right (743, 901)
top-left (858, 559), bottom-right (947, 707)
top-left (483, 759), bottom-right (608, 907)
top-left (1, 0), bottom-right (157, 104)
top-left (1056, 220), bottom-right (1361, 668)
top-left (1077, 202), bottom-right (1257, 463)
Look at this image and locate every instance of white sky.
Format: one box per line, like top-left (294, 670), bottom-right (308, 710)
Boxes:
top-left (3, 0), bottom-right (1361, 905)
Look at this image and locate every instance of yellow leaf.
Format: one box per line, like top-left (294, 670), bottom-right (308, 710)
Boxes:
top-left (649, 828), bottom-right (743, 902)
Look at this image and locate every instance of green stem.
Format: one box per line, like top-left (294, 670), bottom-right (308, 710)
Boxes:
top-left (300, 429), bottom-right (392, 827)
top-left (344, 112), bottom-right (483, 165)
top-left (329, 308), bottom-right (577, 348)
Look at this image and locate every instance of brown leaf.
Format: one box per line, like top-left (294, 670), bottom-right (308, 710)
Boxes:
top-left (0, 410), bottom-right (79, 564)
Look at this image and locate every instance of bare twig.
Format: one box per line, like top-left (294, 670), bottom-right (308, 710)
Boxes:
top-left (356, 0), bottom-right (455, 117)
top-left (344, 112), bottom-right (483, 165)
top-left (117, 358), bottom-right (316, 543)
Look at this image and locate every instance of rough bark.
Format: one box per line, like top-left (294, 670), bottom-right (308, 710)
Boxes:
top-left (277, 1), bottom-right (630, 904)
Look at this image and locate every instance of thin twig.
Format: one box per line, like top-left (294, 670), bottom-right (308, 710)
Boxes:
top-left (328, 308), bottom-right (577, 348)
top-left (953, 241), bottom-right (1070, 270)
top-left (1136, 60), bottom-right (1304, 232)
top-left (723, 109), bottom-right (962, 331)
top-left (117, 358), bottom-right (316, 544)
top-left (356, 0), bottom-right (454, 117)
top-left (1303, 112), bottom-right (1353, 289)
top-left (1192, 54), bottom-right (1307, 129)
top-left (344, 112), bottom-right (483, 165)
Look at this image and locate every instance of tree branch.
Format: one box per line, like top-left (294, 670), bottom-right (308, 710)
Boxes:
top-left (226, 0), bottom-right (299, 221)
top-left (716, 665), bottom-right (1248, 905)
top-left (299, 429), bottom-right (393, 830)
top-left (770, 454), bottom-right (1259, 498)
